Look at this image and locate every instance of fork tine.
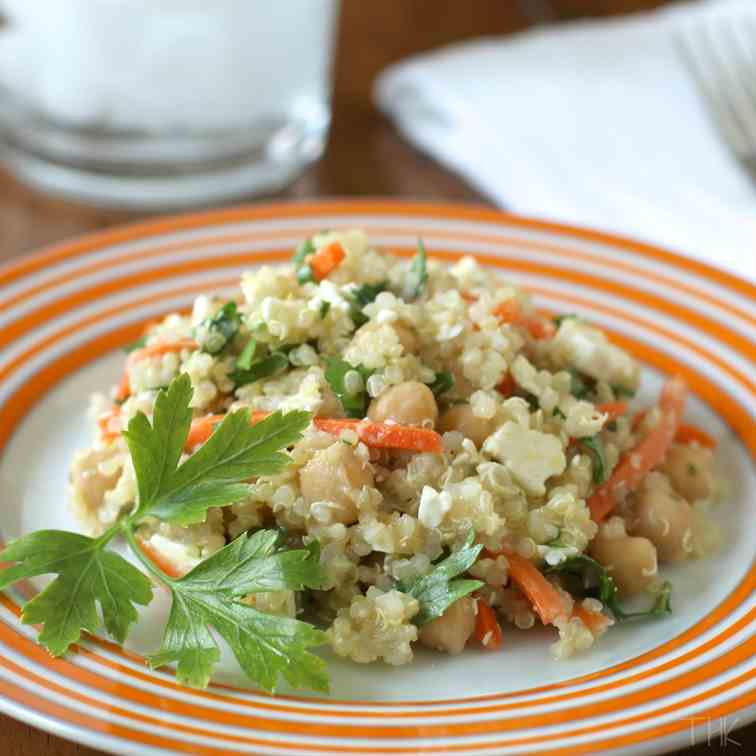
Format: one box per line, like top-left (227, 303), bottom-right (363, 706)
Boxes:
top-left (676, 23), bottom-right (751, 156)
top-left (699, 18), bottom-right (756, 150)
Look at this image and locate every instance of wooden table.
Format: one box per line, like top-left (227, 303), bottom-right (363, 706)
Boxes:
top-left (0, 1), bottom-right (752, 754)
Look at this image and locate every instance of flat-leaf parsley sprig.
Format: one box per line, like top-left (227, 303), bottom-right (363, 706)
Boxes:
top-left (0, 374), bottom-right (329, 692)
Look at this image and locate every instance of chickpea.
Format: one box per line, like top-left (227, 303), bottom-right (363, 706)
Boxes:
top-left (438, 404), bottom-right (494, 448)
top-left (590, 524), bottom-right (658, 597)
top-left (368, 381), bottom-right (438, 427)
top-left (630, 474), bottom-right (693, 562)
top-left (660, 443), bottom-right (714, 502)
top-left (298, 442), bottom-right (374, 524)
top-left (393, 323), bottom-right (418, 354)
top-left (418, 596), bottom-right (477, 655)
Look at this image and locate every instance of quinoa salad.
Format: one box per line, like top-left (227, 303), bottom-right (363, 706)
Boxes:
top-left (66, 229), bottom-right (722, 676)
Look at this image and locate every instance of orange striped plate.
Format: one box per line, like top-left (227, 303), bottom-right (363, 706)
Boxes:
top-left (0, 200), bottom-right (754, 755)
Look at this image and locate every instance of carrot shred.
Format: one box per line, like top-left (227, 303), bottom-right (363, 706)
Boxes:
top-left (492, 298), bottom-right (556, 340)
top-left (588, 376), bottom-right (688, 523)
top-left (98, 408), bottom-right (123, 442)
top-left (495, 374), bottom-right (516, 397)
top-left (675, 423), bottom-right (717, 449)
top-left (114, 371), bottom-right (131, 403)
top-left (127, 339), bottom-right (198, 365)
top-left (313, 418), bottom-right (444, 454)
top-left (572, 604), bottom-right (612, 635)
top-left (596, 401), bottom-right (628, 422)
top-left (473, 600), bottom-right (503, 650)
top-left (505, 552), bottom-right (569, 626)
top-left (309, 241), bottom-right (345, 281)
top-left (137, 538), bottom-right (185, 579)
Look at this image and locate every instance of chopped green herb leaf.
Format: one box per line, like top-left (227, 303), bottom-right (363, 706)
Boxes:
top-left (522, 392), bottom-right (540, 411)
top-left (611, 384), bottom-right (637, 399)
top-left (553, 313), bottom-right (578, 328)
top-left (553, 407), bottom-right (567, 419)
top-left (319, 301), bottom-right (331, 319)
top-left (403, 239), bottom-right (428, 301)
top-left (348, 281), bottom-right (387, 328)
top-left (325, 357), bottom-right (374, 418)
top-left (545, 554), bottom-right (672, 621)
top-left (398, 531), bottom-right (483, 625)
top-left (568, 369), bottom-right (594, 400)
top-left (232, 351), bottom-right (290, 388)
top-left (236, 338), bottom-right (258, 371)
top-left (122, 335), bottom-right (147, 354)
top-left (426, 371), bottom-right (455, 399)
top-left (195, 302), bottom-right (241, 355)
top-left (579, 436), bottom-right (608, 484)
top-left (293, 238), bottom-right (317, 284)
top-left (147, 530), bottom-right (328, 691)
top-left (0, 528), bottom-right (153, 656)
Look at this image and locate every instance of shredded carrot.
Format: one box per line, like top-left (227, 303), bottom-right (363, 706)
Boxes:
top-left (460, 291), bottom-right (479, 303)
top-left (114, 371), bottom-right (131, 403)
top-left (137, 538), bottom-right (185, 579)
top-left (309, 241), bottom-right (345, 280)
top-left (314, 418), bottom-right (444, 454)
top-left (596, 401), bottom-right (628, 423)
top-left (588, 376), bottom-right (688, 523)
top-left (127, 339), bottom-right (198, 365)
top-left (572, 603), bottom-right (612, 635)
top-left (505, 551), bottom-right (569, 626)
top-left (98, 407), bottom-right (123, 442)
top-left (675, 423), bottom-right (717, 449)
top-left (492, 298), bottom-right (556, 340)
top-left (495, 374), bottom-right (516, 397)
top-left (631, 409), bottom-right (648, 431)
top-left (473, 599), bottom-right (503, 650)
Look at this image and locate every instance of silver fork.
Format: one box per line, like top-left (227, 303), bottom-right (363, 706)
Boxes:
top-left (677, 15), bottom-right (756, 181)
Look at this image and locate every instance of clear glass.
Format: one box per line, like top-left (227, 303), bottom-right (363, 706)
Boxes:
top-left (0, 0), bottom-right (339, 208)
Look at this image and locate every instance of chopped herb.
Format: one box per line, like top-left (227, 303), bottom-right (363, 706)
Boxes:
top-left (553, 407), bottom-right (567, 419)
top-left (293, 238), bottom-right (317, 284)
top-left (236, 338), bottom-right (258, 371)
top-left (325, 357), bottom-right (374, 418)
top-left (568, 369), bottom-right (594, 400)
top-left (553, 313), bottom-right (578, 328)
top-left (545, 554), bottom-right (672, 622)
top-left (122, 335), bottom-right (147, 354)
top-left (398, 531), bottom-right (483, 625)
top-left (522, 392), bottom-right (540, 411)
top-left (403, 239), bottom-right (428, 301)
top-left (319, 301), bottom-right (331, 319)
top-left (611, 384), bottom-right (637, 399)
top-left (578, 436), bottom-right (608, 484)
top-left (195, 302), bottom-right (241, 355)
top-left (606, 420), bottom-right (618, 432)
top-left (232, 351), bottom-right (289, 388)
top-left (426, 371), bottom-right (455, 399)
top-left (348, 281), bottom-right (387, 328)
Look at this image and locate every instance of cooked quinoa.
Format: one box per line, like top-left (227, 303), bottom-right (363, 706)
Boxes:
top-left (71, 229), bottom-right (721, 664)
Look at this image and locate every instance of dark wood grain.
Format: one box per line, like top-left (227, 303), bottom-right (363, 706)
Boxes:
top-left (0, 1), bottom-right (751, 754)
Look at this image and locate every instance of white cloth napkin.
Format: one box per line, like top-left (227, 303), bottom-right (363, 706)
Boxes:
top-left (375, 0), bottom-right (756, 280)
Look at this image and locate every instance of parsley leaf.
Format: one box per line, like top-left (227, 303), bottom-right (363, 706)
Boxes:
top-left (195, 302), bottom-right (240, 355)
top-left (403, 239), bottom-right (428, 301)
top-left (348, 281), bottom-right (387, 328)
top-left (293, 238), bottom-right (317, 284)
top-left (0, 529), bottom-right (152, 656)
top-left (426, 371), bottom-right (455, 399)
top-left (236, 338), bottom-right (258, 371)
top-left (553, 313), bottom-right (579, 328)
top-left (578, 436), bottom-right (608, 484)
top-left (568, 369), bottom-right (595, 400)
top-left (324, 357), bottom-right (373, 418)
top-left (123, 374), bottom-right (311, 525)
top-left (232, 351), bottom-right (289, 387)
top-left (611, 384), bottom-right (637, 398)
top-left (545, 554), bottom-right (672, 621)
top-left (148, 531), bottom-right (328, 691)
top-left (398, 532), bottom-right (483, 625)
